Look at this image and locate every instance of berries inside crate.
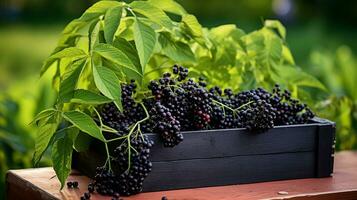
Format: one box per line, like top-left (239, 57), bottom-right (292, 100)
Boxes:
top-left (72, 117), bottom-right (335, 192)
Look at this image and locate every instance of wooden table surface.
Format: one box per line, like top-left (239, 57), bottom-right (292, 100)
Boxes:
top-left (6, 151), bottom-right (357, 200)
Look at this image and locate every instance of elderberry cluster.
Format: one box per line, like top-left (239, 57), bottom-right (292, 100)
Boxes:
top-left (90, 65), bottom-right (315, 198)
top-left (84, 135), bottom-right (153, 198)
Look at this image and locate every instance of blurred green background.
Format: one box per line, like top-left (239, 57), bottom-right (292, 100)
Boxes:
top-left (1, 0), bottom-right (357, 198)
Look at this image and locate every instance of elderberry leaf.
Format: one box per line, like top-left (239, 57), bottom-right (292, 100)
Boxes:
top-left (63, 110), bottom-right (105, 142)
top-left (33, 112), bottom-right (61, 166)
top-left (130, 1), bottom-right (174, 30)
top-left (41, 47), bottom-right (87, 76)
top-left (181, 14), bottom-right (203, 37)
top-left (104, 5), bottom-right (122, 44)
top-left (158, 32), bottom-right (195, 62)
top-left (58, 59), bottom-right (86, 103)
top-left (148, 0), bottom-right (187, 16)
top-left (92, 65), bottom-right (122, 111)
top-left (51, 126), bottom-right (78, 189)
top-left (93, 43), bottom-right (142, 80)
top-left (71, 89), bottom-right (112, 105)
top-left (133, 18), bottom-right (157, 73)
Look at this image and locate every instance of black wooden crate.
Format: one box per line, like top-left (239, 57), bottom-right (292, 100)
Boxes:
top-left (72, 117), bottom-right (335, 192)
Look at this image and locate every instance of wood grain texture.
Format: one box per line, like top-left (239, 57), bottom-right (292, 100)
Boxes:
top-left (6, 151), bottom-right (357, 200)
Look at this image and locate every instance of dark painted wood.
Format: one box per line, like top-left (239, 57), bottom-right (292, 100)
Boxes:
top-left (72, 117), bottom-right (335, 192)
top-left (148, 126), bottom-right (317, 162)
top-left (316, 121), bottom-right (336, 177)
top-left (143, 152), bottom-right (315, 191)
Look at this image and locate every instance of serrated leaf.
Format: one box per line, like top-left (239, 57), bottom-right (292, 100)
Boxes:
top-left (63, 110), bottom-right (105, 142)
top-left (104, 6), bottom-right (122, 44)
top-left (33, 112), bottom-right (61, 166)
top-left (112, 38), bottom-right (141, 69)
top-left (72, 89), bottom-right (112, 105)
top-left (130, 1), bottom-right (174, 29)
top-left (92, 65), bottom-right (122, 111)
top-left (264, 20), bottom-right (286, 39)
top-left (94, 43), bottom-right (141, 77)
top-left (148, 0), bottom-right (187, 15)
top-left (58, 59), bottom-right (86, 103)
top-left (158, 32), bottom-right (195, 62)
top-left (41, 47), bottom-right (87, 76)
top-left (182, 14), bottom-right (203, 37)
top-left (133, 18), bottom-right (157, 73)
top-left (51, 127), bottom-right (78, 189)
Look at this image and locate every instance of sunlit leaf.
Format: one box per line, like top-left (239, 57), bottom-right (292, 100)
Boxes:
top-left (92, 65), bottom-right (122, 111)
top-left (133, 18), bottom-right (157, 72)
top-left (130, 1), bottom-right (174, 29)
top-left (71, 89), bottom-right (112, 105)
top-left (58, 59), bottom-right (86, 103)
top-left (148, 0), bottom-right (187, 15)
top-left (182, 14), bottom-right (203, 37)
top-left (94, 43), bottom-right (142, 79)
top-left (41, 47), bottom-right (87, 76)
top-left (104, 5), bottom-right (122, 44)
top-left (33, 112), bottom-right (61, 166)
top-left (63, 110), bottom-right (105, 142)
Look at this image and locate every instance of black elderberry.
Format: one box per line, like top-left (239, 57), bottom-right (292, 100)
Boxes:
top-left (67, 181), bottom-right (73, 188)
top-left (84, 192), bottom-right (91, 199)
top-left (72, 181), bottom-right (78, 188)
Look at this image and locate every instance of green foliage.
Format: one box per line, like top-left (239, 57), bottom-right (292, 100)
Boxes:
top-left (34, 0), bottom-right (326, 189)
top-left (309, 46), bottom-right (357, 150)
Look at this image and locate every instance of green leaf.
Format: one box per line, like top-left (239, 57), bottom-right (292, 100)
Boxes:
top-left (182, 14), bottom-right (203, 37)
top-left (256, 34), bottom-right (283, 68)
top-left (264, 20), bottom-right (286, 39)
top-left (74, 132), bottom-right (92, 152)
top-left (94, 43), bottom-right (142, 78)
top-left (148, 0), bottom-right (187, 15)
top-left (271, 65), bottom-right (327, 91)
top-left (63, 110), bottom-right (105, 142)
top-left (41, 47), bottom-right (87, 76)
top-left (58, 59), bottom-right (86, 103)
top-left (92, 65), bottom-right (122, 111)
top-left (112, 38), bottom-right (141, 69)
top-left (71, 89), bottom-right (112, 105)
top-left (158, 32), bottom-right (195, 62)
top-left (104, 5), bottom-right (122, 44)
top-left (33, 112), bottom-right (61, 166)
top-left (89, 20), bottom-right (101, 52)
top-left (31, 108), bottom-right (56, 125)
top-left (85, 1), bottom-right (122, 15)
top-left (63, 1), bottom-right (123, 34)
top-left (51, 127), bottom-right (78, 189)
top-left (130, 1), bottom-right (174, 29)
top-left (210, 24), bottom-right (245, 42)
top-left (133, 18), bottom-right (157, 72)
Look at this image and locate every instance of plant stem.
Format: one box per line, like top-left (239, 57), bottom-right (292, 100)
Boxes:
top-left (211, 99), bottom-right (236, 113)
top-left (92, 106), bottom-right (113, 172)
